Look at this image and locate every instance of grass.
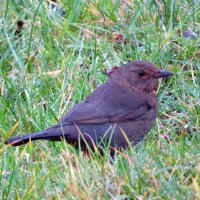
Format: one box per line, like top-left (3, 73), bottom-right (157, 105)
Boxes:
top-left (0, 0), bottom-right (199, 199)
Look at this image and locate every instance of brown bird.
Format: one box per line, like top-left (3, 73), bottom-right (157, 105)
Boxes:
top-left (5, 61), bottom-right (173, 152)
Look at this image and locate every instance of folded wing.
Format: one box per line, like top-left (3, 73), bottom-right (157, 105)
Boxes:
top-left (59, 81), bottom-right (150, 125)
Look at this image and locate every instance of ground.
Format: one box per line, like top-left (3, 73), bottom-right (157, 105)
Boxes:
top-left (0, 0), bottom-right (199, 199)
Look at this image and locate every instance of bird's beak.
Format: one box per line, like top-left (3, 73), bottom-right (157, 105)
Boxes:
top-left (154, 69), bottom-right (174, 79)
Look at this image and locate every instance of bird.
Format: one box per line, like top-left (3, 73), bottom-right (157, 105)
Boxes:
top-left (5, 60), bottom-right (174, 153)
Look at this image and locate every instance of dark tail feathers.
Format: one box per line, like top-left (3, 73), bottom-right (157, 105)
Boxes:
top-left (5, 131), bottom-right (63, 146)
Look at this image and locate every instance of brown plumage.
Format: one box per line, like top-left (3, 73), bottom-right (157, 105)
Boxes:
top-left (5, 61), bottom-right (173, 151)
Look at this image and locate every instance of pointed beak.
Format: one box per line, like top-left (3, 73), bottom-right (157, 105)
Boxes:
top-left (154, 69), bottom-right (174, 79)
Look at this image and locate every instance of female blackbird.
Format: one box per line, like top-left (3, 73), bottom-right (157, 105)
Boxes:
top-left (5, 61), bottom-right (173, 151)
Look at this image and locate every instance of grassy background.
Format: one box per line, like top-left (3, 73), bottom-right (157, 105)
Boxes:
top-left (0, 0), bottom-right (199, 199)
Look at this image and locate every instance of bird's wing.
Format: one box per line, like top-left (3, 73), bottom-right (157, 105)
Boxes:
top-left (60, 82), bottom-right (151, 124)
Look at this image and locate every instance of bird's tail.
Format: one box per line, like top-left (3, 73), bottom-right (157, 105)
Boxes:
top-left (5, 129), bottom-right (63, 146)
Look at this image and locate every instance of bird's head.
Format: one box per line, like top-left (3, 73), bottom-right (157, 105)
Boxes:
top-left (109, 60), bottom-right (174, 93)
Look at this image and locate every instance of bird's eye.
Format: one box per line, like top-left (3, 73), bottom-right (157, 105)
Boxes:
top-left (138, 71), bottom-right (146, 77)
